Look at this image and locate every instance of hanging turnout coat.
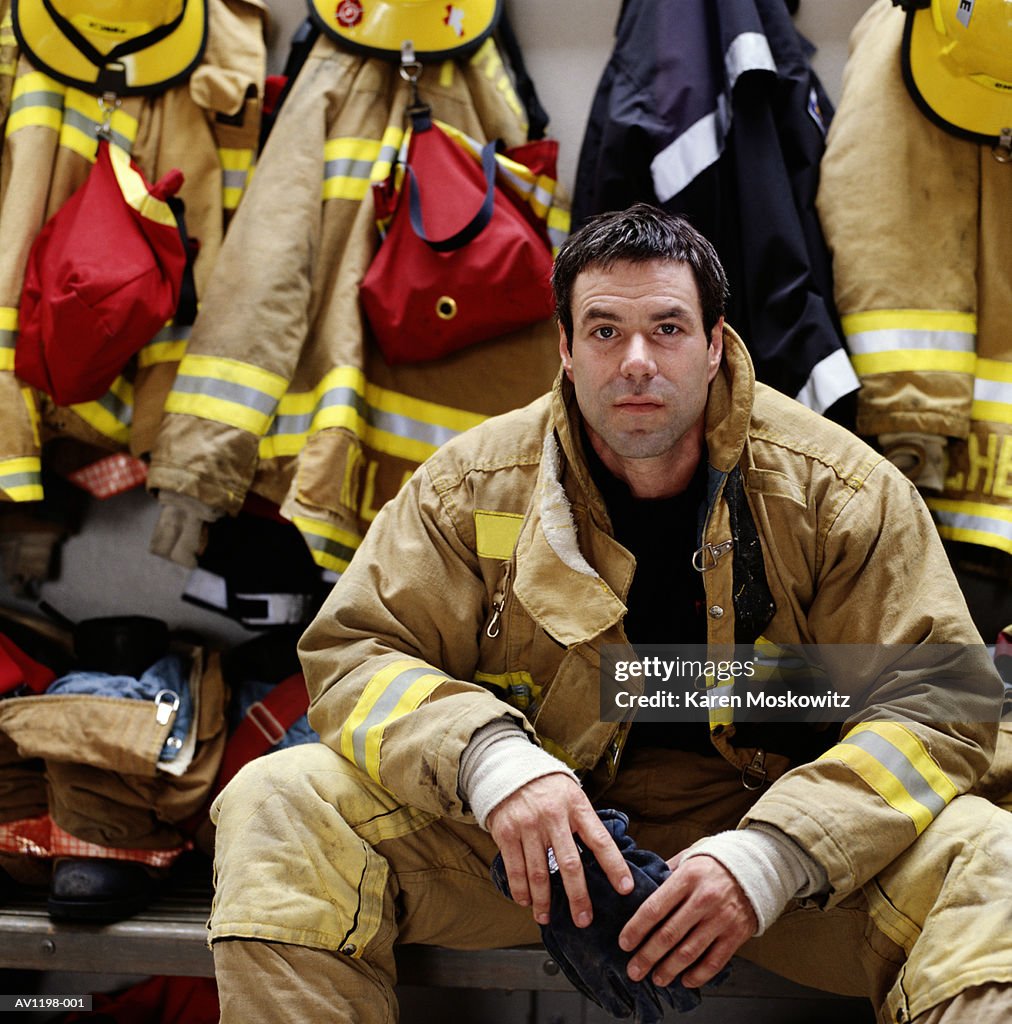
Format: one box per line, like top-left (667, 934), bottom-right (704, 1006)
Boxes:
top-left (573, 0), bottom-right (858, 420)
top-left (144, 31), bottom-right (570, 577)
top-left (816, 0), bottom-right (1012, 567)
top-left (0, 0), bottom-right (267, 502)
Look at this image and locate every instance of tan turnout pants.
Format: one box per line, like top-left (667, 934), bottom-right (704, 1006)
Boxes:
top-left (210, 743), bottom-right (1012, 1023)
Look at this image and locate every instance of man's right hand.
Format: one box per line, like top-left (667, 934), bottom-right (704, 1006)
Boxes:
top-left (486, 774), bottom-right (634, 927)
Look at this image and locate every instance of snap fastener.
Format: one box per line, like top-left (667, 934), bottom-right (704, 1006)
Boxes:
top-left (708, 605), bottom-right (724, 619)
top-left (340, 944), bottom-right (357, 956)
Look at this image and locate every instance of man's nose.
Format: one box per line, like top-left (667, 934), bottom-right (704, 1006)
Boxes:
top-left (619, 333), bottom-right (657, 378)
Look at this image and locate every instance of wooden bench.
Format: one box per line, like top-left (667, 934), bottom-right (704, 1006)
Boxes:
top-left (0, 870), bottom-right (874, 1016)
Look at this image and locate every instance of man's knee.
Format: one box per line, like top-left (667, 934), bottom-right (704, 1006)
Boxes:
top-left (210, 743), bottom-right (404, 951)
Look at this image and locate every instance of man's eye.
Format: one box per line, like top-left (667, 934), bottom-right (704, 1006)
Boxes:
top-left (594, 326), bottom-right (616, 340)
top-left (658, 323), bottom-right (679, 335)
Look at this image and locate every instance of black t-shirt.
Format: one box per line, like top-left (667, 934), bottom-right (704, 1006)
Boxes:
top-left (583, 429), bottom-right (715, 753)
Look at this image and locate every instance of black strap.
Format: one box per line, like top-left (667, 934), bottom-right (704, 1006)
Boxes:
top-left (407, 123), bottom-right (498, 253)
top-left (42, 0), bottom-right (186, 71)
top-left (494, 7), bottom-right (549, 141)
top-left (259, 17), bottom-right (321, 150)
top-left (167, 196), bottom-right (198, 326)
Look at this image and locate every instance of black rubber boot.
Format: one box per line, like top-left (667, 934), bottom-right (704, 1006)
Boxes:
top-left (47, 857), bottom-right (160, 923)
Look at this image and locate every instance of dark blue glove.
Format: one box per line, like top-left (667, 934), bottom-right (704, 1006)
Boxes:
top-left (491, 809), bottom-right (730, 1021)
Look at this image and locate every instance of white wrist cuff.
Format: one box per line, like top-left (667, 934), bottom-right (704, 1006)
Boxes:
top-left (458, 716), bottom-right (577, 829)
top-left (682, 824), bottom-right (828, 936)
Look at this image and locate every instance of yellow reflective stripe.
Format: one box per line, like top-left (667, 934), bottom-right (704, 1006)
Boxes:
top-left (219, 147), bottom-right (254, 209)
top-left (820, 721), bottom-right (957, 834)
top-left (0, 306), bottom-right (16, 371)
top-left (107, 143), bottom-right (177, 226)
top-left (850, 351), bottom-right (977, 376)
top-left (6, 75), bottom-right (137, 153)
top-left (69, 375), bottom-right (133, 444)
top-left (437, 120), bottom-right (557, 227)
top-left (322, 128), bottom-right (404, 201)
top-left (972, 359), bottom-right (1012, 424)
top-left (62, 89), bottom-right (136, 156)
top-left (20, 387), bottom-right (40, 447)
top-left (474, 510), bottom-right (523, 560)
top-left (260, 365), bottom-right (484, 463)
top-left (137, 323), bottom-right (191, 367)
top-left (291, 515), bottom-right (361, 575)
top-left (166, 355), bottom-right (288, 435)
top-left (473, 670), bottom-right (541, 710)
top-left (844, 309), bottom-right (977, 376)
top-left (0, 456), bottom-right (43, 502)
top-left (340, 660), bottom-right (449, 781)
top-left (927, 498), bottom-right (1012, 555)
top-left (841, 310), bottom-right (977, 336)
top-left (438, 60), bottom-right (454, 88)
top-left (470, 39), bottom-right (524, 120)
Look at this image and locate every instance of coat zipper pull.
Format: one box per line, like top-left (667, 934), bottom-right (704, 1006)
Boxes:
top-left (741, 748), bottom-right (767, 790)
top-left (486, 562), bottom-right (512, 639)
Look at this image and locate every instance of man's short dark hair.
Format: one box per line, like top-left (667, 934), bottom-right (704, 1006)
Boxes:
top-left (552, 204), bottom-right (729, 350)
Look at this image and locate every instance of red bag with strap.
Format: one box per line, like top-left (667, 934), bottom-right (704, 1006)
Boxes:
top-left (15, 139), bottom-right (187, 406)
top-left (360, 108), bottom-right (555, 365)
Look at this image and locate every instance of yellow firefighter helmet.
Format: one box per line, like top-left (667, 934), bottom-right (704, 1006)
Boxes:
top-left (903, 0), bottom-right (1012, 144)
top-left (309, 0), bottom-right (501, 61)
top-left (12, 0), bottom-right (207, 94)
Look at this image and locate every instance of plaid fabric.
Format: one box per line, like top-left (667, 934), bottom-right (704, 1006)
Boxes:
top-left (0, 813), bottom-right (51, 857)
top-left (0, 814), bottom-right (189, 868)
top-left (50, 821), bottom-right (190, 868)
top-left (67, 453), bottom-right (148, 499)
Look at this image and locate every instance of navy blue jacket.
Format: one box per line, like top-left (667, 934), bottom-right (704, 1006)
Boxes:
top-left (573, 0), bottom-right (857, 422)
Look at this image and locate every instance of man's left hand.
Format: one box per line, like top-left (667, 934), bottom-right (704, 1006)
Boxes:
top-left (617, 853), bottom-right (756, 989)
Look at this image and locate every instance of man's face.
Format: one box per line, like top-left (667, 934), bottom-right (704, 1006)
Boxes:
top-left (559, 258), bottom-right (723, 473)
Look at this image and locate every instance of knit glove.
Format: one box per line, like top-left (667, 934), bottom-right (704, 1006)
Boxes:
top-left (149, 491), bottom-right (224, 568)
top-left (879, 432), bottom-right (948, 494)
top-left (491, 809), bottom-right (730, 1021)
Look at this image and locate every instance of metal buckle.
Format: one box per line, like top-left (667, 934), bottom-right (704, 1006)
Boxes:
top-left (692, 539), bottom-right (734, 571)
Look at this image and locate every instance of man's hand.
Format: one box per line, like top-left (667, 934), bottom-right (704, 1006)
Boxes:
top-left (486, 775), bottom-right (633, 927)
top-left (618, 854), bottom-right (756, 989)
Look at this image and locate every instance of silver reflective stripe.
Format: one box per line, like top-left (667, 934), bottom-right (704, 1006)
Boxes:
top-left (933, 508), bottom-right (1012, 543)
top-left (10, 89), bottom-right (63, 114)
top-left (300, 530), bottom-right (358, 569)
top-left (351, 666), bottom-right (445, 769)
top-left (651, 101), bottom-right (727, 203)
top-left (652, 30), bottom-right (776, 202)
top-left (150, 323), bottom-right (192, 344)
top-left (846, 329), bottom-right (976, 354)
top-left (794, 347), bottom-right (860, 414)
top-left (724, 31), bottom-right (776, 88)
top-left (0, 328), bottom-right (14, 350)
top-left (222, 168), bottom-right (249, 190)
top-left (268, 387), bottom-right (460, 449)
top-left (0, 471), bottom-right (40, 488)
top-left (974, 377), bottom-right (1012, 404)
top-left (63, 107), bottom-right (132, 152)
top-left (85, 387), bottom-right (133, 426)
top-left (172, 374), bottom-right (278, 416)
top-left (324, 155), bottom-right (376, 182)
top-left (840, 729), bottom-right (948, 819)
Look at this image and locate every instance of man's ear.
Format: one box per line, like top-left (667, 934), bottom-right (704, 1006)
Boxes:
top-left (558, 322), bottom-right (574, 379)
top-left (707, 318), bottom-right (724, 382)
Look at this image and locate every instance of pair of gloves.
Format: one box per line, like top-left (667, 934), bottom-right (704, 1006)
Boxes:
top-left (491, 809), bottom-right (730, 1021)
